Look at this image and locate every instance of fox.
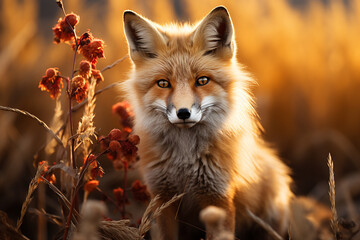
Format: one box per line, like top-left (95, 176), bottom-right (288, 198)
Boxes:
top-left (122, 6), bottom-right (293, 240)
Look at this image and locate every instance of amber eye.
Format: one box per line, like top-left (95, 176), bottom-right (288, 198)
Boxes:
top-left (157, 79), bottom-right (171, 88)
top-left (195, 76), bottom-right (210, 86)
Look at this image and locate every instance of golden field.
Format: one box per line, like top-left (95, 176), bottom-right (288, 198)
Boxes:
top-left (0, 0), bottom-right (359, 239)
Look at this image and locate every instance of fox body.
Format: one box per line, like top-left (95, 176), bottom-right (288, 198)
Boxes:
top-left (123, 6), bottom-right (293, 240)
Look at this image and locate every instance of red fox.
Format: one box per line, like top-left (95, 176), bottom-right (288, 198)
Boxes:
top-left (123, 6), bottom-right (293, 240)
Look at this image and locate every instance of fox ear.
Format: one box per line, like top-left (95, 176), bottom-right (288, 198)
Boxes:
top-left (192, 6), bottom-right (234, 58)
top-left (123, 11), bottom-right (166, 61)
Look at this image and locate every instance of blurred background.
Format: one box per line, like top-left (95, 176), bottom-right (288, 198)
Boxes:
top-left (1, 0), bottom-right (359, 238)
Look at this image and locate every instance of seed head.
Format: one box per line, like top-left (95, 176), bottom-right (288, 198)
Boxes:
top-left (52, 13), bottom-right (79, 43)
top-left (79, 60), bottom-right (92, 78)
top-left (71, 75), bottom-right (89, 103)
top-left (75, 31), bottom-right (105, 66)
top-left (39, 68), bottom-right (63, 99)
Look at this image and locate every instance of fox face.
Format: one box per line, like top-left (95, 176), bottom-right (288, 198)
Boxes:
top-left (123, 7), bottom-right (242, 131)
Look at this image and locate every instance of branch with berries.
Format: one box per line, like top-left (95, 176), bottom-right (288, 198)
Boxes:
top-left (0, 1), bottom-right (151, 239)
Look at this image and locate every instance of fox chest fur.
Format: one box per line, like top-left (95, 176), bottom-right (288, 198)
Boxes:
top-left (139, 128), bottom-right (232, 199)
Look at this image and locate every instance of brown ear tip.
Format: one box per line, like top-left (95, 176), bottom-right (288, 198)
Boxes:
top-left (211, 6), bottom-right (229, 15)
top-left (123, 10), bottom-right (136, 20)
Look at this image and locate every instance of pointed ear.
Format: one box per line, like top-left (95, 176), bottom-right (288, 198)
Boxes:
top-left (192, 6), bottom-right (235, 59)
top-left (123, 11), bottom-right (166, 62)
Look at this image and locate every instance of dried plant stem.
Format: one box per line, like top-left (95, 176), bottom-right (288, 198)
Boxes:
top-left (45, 99), bottom-right (64, 155)
top-left (100, 55), bottom-right (129, 73)
top-left (328, 153), bottom-right (340, 239)
top-left (57, 0), bottom-right (78, 174)
top-left (0, 106), bottom-right (65, 149)
top-left (121, 163), bottom-right (128, 218)
top-left (245, 208), bottom-right (284, 240)
top-left (63, 150), bottom-right (108, 240)
top-left (56, 1), bottom-right (64, 12)
top-left (57, 0), bottom-right (78, 40)
top-left (67, 64), bottom-right (76, 170)
top-left (66, 24), bottom-right (79, 213)
top-left (16, 164), bottom-right (46, 231)
top-left (29, 208), bottom-right (63, 226)
top-left (76, 77), bottom-right (97, 155)
top-left (139, 193), bottom-right (185, 237)
top-left (66, 79), bottom-right (79, 219)
top-left (40, 177), bottom-right (80, 222)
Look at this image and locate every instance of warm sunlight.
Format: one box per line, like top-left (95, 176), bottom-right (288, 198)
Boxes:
top-left (0, 0), bottom-right (359, 239)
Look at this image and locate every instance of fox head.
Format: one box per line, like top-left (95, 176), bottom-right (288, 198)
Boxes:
top-left (123, 7), bottom-right (253, 135)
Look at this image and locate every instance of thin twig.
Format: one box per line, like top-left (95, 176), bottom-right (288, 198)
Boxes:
top-left (56, 1), bottom-right (66, 16)
top-left (72, 82), bottom-right (122, 112)
top-left (0, 106), bottom-right (65, 149)
top-left (101, 55), bottom-right (129, 73)
top-left (57, 0), bottom-right (78, 41)
top-left (64, 0), bottom-right (79, 211)
top-left (70, 55), bottom-right (128, 112)
top-left (245, 208), bottom-right (284, 240)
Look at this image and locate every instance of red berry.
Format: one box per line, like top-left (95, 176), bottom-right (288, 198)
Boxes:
top-left (109, 140), bottom-right (121, 153)
top-left (46, 68), bottom-right (57, 78)
top-left (65, 13), bottom-right (79, 27)
top-left (108, 129), bottom-right (122, 141)
top-left (128, 135), bottom-right (140, 145)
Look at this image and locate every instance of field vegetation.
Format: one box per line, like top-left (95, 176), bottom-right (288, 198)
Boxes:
top-left (0, 0), bottom-right (359, 239)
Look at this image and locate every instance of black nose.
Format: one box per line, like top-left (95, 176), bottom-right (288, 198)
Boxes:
top-left (177, 108), bottom-right (191, 120)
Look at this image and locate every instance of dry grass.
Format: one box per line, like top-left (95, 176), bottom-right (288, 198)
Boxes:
top-left (0, 106), bottom-right (64, 148)
top-left (16, 163), bottom-right (46, 231)
top-left (139, 193), bottom-right (185, 238)
top-left (76, 77), bottom-right (97, 155)
top-left (328, 154), bottom-right (340, 239)
top-left (45, 99), bottom-right (64, 155)
top-left (245, 208), bottom-right (284, 240)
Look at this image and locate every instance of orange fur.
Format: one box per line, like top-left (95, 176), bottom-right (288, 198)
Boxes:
top-left (123, 6), bottom-right (293, 240)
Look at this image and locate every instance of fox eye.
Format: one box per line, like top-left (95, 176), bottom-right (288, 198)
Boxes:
top-left (157, 79), bottom-right (171, 88)
top-left (195, 76), bottom-right (210, 86)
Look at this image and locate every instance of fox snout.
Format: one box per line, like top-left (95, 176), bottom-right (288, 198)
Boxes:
top-left (177, 108), bottom-right (191, 120)
top-left (151, 95), bottom-right (222, 129)
top-left (167, 103), bottom-right (202, 128)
